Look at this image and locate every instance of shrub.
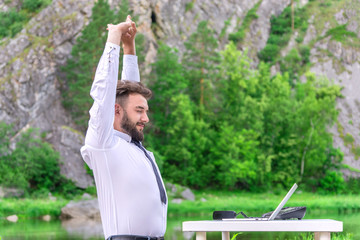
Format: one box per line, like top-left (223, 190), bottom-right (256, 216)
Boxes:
top-left (319, 171), bottom-right (345, 194)
top-left (23, 0), bottom-right (45, 12)
top-left (258, 44), bottom-right (280, 63)
top-left (0, 0), bottom-right (49, 39)
top-left (325, 24), bottom-right (357, 43)
top-left (299, 45), bottom-right (311, 64)
top-left (0, 122), bottom-right (80, 198)
top-left (0, 9), bottom-right (26, 38)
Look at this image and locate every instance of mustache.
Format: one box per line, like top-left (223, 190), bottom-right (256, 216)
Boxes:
top-left (137, 122), bottom-right (152, 128)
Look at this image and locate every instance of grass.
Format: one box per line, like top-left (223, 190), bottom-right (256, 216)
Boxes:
top-left (0, 198), bottom-right (68, 219)
top-left (2, 191), bottom-right (360, 219)
top-left (169, 190), bottom-right (360, 216)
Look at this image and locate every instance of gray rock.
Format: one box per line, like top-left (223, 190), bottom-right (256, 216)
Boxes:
top-left (165, 182), bottom-right (177, 195)
top-left (0, 34), bottom-right (30, 64)
top-left (61, 199), bottom-right (100, 220)
top-left (81, 193), bottom-right (93, 200)
top-left (181, 188), bottom-right (195, 201)
top-left (303, 23), bottom-right (316, 45)
top-left (48, 193), bottom-right (57, 201)
top-left (6, 215), bottom-right (18, 222)
top-left (42, 215), bottom-right (51, 221)
top-left (58, 126), bottom-right (94, 189)
top-left (0, 186), bottom-right (24, 198)
top-left (335, 9), bottom-right (347, 25)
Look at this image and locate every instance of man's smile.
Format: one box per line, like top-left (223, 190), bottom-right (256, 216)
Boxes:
top-left (137, 123), bottom-right (145, 130)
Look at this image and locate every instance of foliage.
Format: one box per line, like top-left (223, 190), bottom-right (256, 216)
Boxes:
top-left (319, 171), bottom-right (345, 194)
top-left (183, 20), bottom-right (220, 112)
top-left (185, 1), bottom-right (195, 12)
top-left (324, 24), bottom-right (358, 43)
top-left (148, 33), bottom-right (342, 192)
top-left (148, 21), bottom-right (220, 188)
top-left (0, 0), bottom-right (49, 39)
top-left (148, 43), bottom-right (188, 133)
top-left (61, 0), bottom-right (145, 130)
top-left (0, 122), bottom-right (79, 197)
top-left (23, 0), bottom-right (45, 12)
top-left (280, 48), bottom-right (302, 84)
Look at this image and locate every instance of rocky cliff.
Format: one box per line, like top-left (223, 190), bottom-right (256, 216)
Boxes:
top-left (0, 0), bottom-right (359, 187)
top-left (0, 0), bottom-right (95, 188)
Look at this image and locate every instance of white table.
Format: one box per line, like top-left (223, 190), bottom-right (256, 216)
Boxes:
top-left (182, 219), bottom-right (343, 240)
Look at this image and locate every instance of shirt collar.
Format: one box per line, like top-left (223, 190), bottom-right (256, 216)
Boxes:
top-left (114, 130), bottom-right (132, 143)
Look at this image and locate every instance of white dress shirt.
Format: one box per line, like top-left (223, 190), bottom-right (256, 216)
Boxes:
top-left (80, 42), bottom-right (167, 239)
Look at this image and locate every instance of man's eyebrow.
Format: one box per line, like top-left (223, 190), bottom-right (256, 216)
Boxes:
top-left (135, 106), bottom-right (149, 111)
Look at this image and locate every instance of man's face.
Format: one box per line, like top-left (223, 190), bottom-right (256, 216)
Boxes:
top-left (120, 93), bottom-right (149, 141)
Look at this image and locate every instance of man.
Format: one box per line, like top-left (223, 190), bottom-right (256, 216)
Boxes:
top-left (81, 16), bottom-right (167, 240)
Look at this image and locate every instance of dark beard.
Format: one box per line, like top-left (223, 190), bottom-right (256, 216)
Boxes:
top-left (121, 110), bottom-right (144, 142)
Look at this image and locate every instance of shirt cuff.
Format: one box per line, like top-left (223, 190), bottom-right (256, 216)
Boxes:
top-left (122, 55), bottom-right (140, 82)
top-left (123, 54), bottom-right (138, 66)
top-left (105, 42), bottom-right (120, 56)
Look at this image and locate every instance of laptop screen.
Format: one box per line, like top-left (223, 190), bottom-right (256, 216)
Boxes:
top-left (268, 183), bottom-right (298, 220)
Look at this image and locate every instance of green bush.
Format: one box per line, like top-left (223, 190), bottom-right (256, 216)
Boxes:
top-left (258, 44), bottom-right (280, 63)
top-left (0, 0), bottom-right (49, 39)
top-left (10, 21), bottom-right (24, 37)
top-left (325, 24), bottom-right (357, 43)
top-left (344, 133), bottom-right (355, 145)
top-left (0, 122), bottom-right (80, 198)
top-left (299, 45), bottom-right (311, 64)
top-left (319, 171), bottom-right (345, 194)
top-left (229, 31), bottom-right (245, 43)
top-left (343, 177), bottom-right (360, 194)
top-left (0, 9), bottom-right (26, 38)
top-left (23, 0), bottom-right (45, 12)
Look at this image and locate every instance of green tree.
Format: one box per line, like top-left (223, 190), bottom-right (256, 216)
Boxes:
top-left (146, 32), bottom-right (341, 192)
top-left (214, 42), bottom-right (342, 190)
top-left (148, 43), bottom-right (188, 135)
top-left (161, 94), bottom-right (212, 188)
top-left (183, 21), bottom-right (220, 114)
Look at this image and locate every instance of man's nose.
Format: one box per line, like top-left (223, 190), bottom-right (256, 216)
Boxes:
top-left (141, 112), bottom-right (149, 123)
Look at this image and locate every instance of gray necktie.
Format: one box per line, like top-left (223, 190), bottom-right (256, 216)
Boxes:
top-left (132, 140), bottom-right (167, 204)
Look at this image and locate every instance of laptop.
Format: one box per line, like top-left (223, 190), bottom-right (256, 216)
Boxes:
top-left (223, 183), bottom-right (298, 221)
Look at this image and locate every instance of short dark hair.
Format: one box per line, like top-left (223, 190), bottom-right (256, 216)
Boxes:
top-left (116, 80), bottom-right (152, 107)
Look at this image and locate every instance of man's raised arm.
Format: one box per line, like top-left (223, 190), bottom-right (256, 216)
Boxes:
top-left (84, 20), bottom-right (131, 150)
top-left (121, 15), bottom-right (140, 82)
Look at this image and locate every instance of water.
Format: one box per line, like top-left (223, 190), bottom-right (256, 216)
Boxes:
top-left (0, 211), bottom-right (359, 240)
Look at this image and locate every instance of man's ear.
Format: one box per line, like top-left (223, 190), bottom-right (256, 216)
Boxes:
top-left (115, 103), bottom-right (123, 116)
